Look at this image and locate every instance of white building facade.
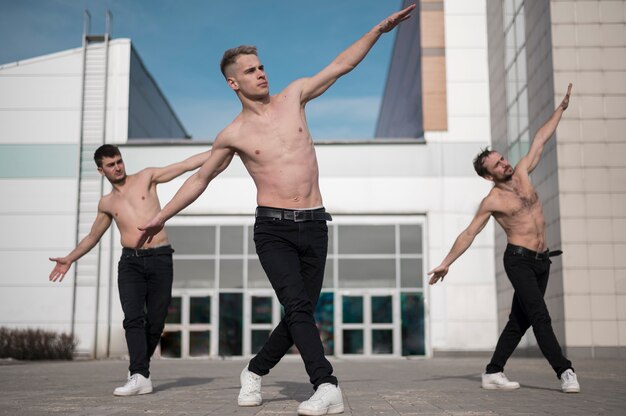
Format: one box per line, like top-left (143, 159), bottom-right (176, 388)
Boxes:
top-left (0, 1), bottom-right (498, 359)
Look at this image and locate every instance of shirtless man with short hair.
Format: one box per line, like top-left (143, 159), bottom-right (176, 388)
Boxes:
top-left (137, 5), bottom-right (416, 415)
top-left (428, 84), bottom-right (580, 394)
top-left (49, 144), bottom-right (211, 396)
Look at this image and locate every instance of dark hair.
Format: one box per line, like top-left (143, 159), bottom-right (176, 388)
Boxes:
top-left (94, 144), bottom-right (121, 168)
top-left (473, 147), bottom-right (494, 178)
top-left (220, 45), bottom-right (258, 77)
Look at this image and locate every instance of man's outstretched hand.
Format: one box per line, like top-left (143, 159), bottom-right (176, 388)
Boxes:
top-left (49, 257), bottom-right (71, 282)
top-left (560, 83), bottom-right (573, 111)
top-left (136, 217), bottom-right (164, 248)
top-left (378, 4), bottom-right (416, 33)
top-left (427, 264), bottom-right (449, 285)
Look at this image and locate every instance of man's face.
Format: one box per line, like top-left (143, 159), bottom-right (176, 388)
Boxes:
top-left (483, 152), bottom-right (514, 182)
top-left (98, 155), bottom-right (126, 184)
top-left (226, 54), bottom-right (269, 98)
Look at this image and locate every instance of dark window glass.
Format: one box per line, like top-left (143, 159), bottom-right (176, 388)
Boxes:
top-left (165, 297), bottom-right (182, 324)
top-left (372, 329), bottom-right (393, 354)
top-left (251, 296), bottom-right (272, 324)
top-left (371, 296), bottom-right (393, 324)
top-left (342, 296), bottom-right (363, 324)
top-left (189, 331), bottom-right (210, 357)
top-left (401, 293), bottom-right (425, 356)
top-left (190, 296), bottom-right (211, 324)
top-left (343, 330), bottom-right (363, 354)
top-left (219, 293), bottom-right (242, 356)
top-left (160, 331), bottom-right (181, 358)
top-left (315, 292), bottom-right (334, 355)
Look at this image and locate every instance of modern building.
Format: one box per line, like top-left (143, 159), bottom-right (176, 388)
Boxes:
top-left (5, 0), bottom-right (620, 363)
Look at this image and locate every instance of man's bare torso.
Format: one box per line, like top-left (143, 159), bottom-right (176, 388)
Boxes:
top-left (224, 84), bottom-right (322, 209)
top-left (490, 171), bottom-right (546, 252)
top-left (101, 172), bottom-right (169, 249)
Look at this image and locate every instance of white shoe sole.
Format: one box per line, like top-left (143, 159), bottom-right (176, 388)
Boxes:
top-left (482, 383), bottom-right (520, 390)
top-left (238, 399), bottom-right (262, 406)
top-left (113, 386), bottom-right (153, 396)
top-left (297, 402), bottom-right (344, 416)
top-left (562, 387), bottom-right (580, 393)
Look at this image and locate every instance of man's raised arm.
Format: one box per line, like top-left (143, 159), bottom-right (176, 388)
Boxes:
top-left (428, 198), bottom-right (494, 285)
top-left (136, 142), bottom-right (234, 247)
top-left (300, 4), bottom-right (415, 103)
top-left (519, 83), bottom-right (572, 174)
top-left (148, 149), bottom-right (212, 184)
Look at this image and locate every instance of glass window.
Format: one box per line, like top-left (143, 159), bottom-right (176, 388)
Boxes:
top-left (219, 293), bottom-right (242, 356)
top-left (401, 258), bottom-right (423, 288)
top-left (251, 296), bottom-right (272, 324)
top-left (372, 330), bottom-right (393, 354)
top-left (166, 226), bottom-right (215, 255)
top-left (338, 225), bottom-right (395, 254)
top-left (247, 225), bottom-right (256, 254)
top-left (189, 331), bottom-right (210, 357)
top-left (315, 292), bottom-right (334, 355)
top-left (504, 27), bottom-right (516, 68)
top-left (160, 331), bottom-right (181, 358)
top-left (251, 330), bottom-right (270, 354)
top-left (173, 259), bottom-right (215, 288)
top-left (220, 259), bottom-right (243, 289)
top-left (343, 330), bottom-right (364, 354)
top-left (401, 293), bottom-right (425, 355)
top-left (338, 259), bottom-right (396, 288)
top-left (400, 225), bottom-right (422, 254)
top-left (190, 296), bottom-right (211, 324)
top-left (342, 296), bottom-right (363, 324)
top-left (322, 259), bottom-right (334, 289)
top-left (517, 47), bottom-right (527, 90)
top-left (247, 258), bottom-right (271, 288)
top-left (371, 296), bottom-right (393, 324)
top-left (165, 297), bottom-right (182, 324)
top-left (220, 226), bottom-right (243, 255)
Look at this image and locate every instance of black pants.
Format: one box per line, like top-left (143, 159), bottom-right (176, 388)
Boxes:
top-left (248, 209), bottom-right (337, 388)
top-left (117, 246), bottom-right (174, 378)
top-left (486, 244), bottom-right (572, 378)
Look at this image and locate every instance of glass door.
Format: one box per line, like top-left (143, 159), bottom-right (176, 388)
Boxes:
top-left (337, 290), bottom-right (399, 357)
top-left (243, 291), bottom-right (280, 356)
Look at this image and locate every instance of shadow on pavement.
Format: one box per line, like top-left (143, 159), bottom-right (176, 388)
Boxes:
top-left (154, 377), bottom-right (216, 392)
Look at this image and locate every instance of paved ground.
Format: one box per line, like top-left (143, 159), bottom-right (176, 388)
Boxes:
top-left (0, 356), bottom-right (624, 415)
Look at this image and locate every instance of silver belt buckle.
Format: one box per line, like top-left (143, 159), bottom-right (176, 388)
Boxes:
top-left (293, 210), bottom-right (304, 222)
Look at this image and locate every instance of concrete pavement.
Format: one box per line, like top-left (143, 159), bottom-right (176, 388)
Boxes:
top-left (0, 356), bottom-right (624, 415)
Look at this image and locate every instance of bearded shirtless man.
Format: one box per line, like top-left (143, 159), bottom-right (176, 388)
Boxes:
top-left (49, 144), bottom-right (211, 396)
top-left (136, 5), bottom-right (416, 415)
top-left (429, 84), bottom-right (580, 394)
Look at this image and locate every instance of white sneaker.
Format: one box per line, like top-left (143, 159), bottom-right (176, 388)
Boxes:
top-left (560, 369), bottom-right (580, 393)
top-left (113, 373), bottom-right (153, 396)
top-left (238, 365), bottom-right (262, 406)
top-left (297, 383), bottom-right (344, 416)
top-left (481, 372), bottom-right (520, 390)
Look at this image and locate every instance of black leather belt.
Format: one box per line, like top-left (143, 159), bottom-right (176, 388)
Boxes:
top-left (505, 244), bottom-right (562, 261)
top-left (122, 245), bottom-right (174, 257)
top-left (255, 207), bottom-right (332, 222)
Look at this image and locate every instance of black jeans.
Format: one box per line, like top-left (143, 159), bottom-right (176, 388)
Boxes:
top-left (117, 246), bottom-right (174, 378)
top-left (486, 244), bottom-right (572, 379)
top-left (249, 208), bottom-right (337, 389)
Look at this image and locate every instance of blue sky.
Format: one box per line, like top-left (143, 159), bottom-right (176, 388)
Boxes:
top-left (0, 0), bottom-right (404, 140)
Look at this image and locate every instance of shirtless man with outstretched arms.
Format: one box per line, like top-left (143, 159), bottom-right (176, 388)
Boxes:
top-left (429, 84), bottom-right (580, 394)
top-left (137, 5), bottom-right (416, 415)
top-left (49, 144), bottom-right (212, 396)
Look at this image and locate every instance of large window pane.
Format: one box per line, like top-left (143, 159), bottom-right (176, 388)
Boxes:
top-left (400, 224), bottom-right (422, 254)
top-left (372, 330), bottom-right (393, 354)
top-left (401, 293), bottom-right (425, 355)
top-left (189, 331), bottom-right (210, 357)
top-left (248, 258), bottom-right (271, 288)
top-left (220, 259), bottom-right (243, 289)
top-left (371, 296), bottom-right (392, 324)
top-left (220, 226), bottom-right (243, 255)
top-left (165, 297), bottom-right (182, 324)
top-left (251, 330), bottom-right (270, 354)
top-left (343, 330), bottom-right (363, 354)
top-left (166, 226), bottom-right (215, 255)
top-left (342, 296), bottom-right (363, 324)
top-left (173, 259), bottom-right (214, 288)
top-left (315, 292), bottom-right (334, 355)
top-left (338, 259), bottom-right (396, 288)
top-left (401, 258), bottom-right (423, 288)
top-left (190, 296), bottom-right (211, 324)
top-left (160, 331), bottom-right (181, 358)
top-left (338, 225), bottom-right (395, 254)
top-left (251, 296), bottom-right (272, 324)
top-left (219, 293), bottom-right (242, 356)
top-left (322, 259), bottom-right (334, 289)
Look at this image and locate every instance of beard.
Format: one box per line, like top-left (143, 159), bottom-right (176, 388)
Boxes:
top-left (109, 173), bottom-right (126, 184)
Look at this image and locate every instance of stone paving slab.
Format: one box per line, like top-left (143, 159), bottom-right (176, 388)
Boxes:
top-left (0, 356), bottom-right (624, 415)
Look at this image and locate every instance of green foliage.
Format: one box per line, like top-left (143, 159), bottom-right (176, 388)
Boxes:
top-left (0, 327), bottom-right (77, 360)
